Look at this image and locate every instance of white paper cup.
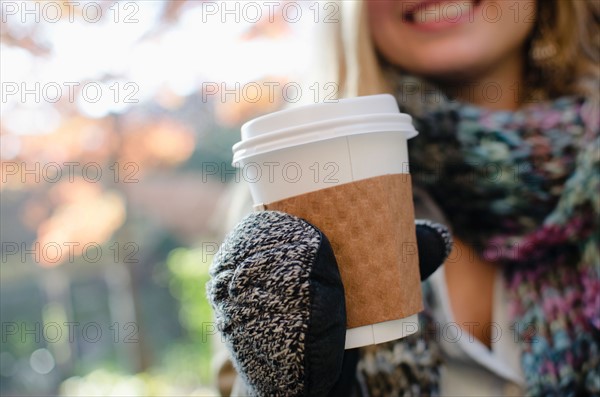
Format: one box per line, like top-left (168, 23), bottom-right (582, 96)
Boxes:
top-left (232, 94), bottom-right (421, 349)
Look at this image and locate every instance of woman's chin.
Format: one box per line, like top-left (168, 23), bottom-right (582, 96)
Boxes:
top-left (398, 57), bottom-right (484, 82)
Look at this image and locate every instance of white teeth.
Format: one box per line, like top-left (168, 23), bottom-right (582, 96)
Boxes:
top-left (412, 1), bottom-right (475, 25)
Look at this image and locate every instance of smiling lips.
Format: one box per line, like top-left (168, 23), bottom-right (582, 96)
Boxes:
top-left (403, 0), bottom-right (484, 27)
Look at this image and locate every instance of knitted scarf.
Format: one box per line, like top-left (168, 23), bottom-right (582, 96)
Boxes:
top-left (357, 76), bottom-right (600, 397)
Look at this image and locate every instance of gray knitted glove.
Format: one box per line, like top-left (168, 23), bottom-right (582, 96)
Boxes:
top-left (206, 211), bottom-right (451, 397)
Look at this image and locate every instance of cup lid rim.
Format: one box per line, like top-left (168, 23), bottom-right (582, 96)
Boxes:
top-left (232, 94), bottom-right (418, 164)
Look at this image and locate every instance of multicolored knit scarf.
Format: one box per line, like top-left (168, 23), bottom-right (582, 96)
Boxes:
top-left (357, 76), bottom-right (600, 397)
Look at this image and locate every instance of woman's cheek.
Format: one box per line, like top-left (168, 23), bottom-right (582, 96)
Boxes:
top-left (366, 0), bottom-right (396, 27)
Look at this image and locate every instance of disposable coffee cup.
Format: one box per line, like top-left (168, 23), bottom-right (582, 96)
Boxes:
top-left (232, 94), bottom-right (422, 349)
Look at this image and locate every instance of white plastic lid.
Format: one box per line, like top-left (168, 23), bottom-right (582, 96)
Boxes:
top-left (232, 94), bottom-right (417, 164)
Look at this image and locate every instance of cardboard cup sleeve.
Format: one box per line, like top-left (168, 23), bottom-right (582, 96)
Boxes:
top-left (257, 173), bottom-right (423, 329)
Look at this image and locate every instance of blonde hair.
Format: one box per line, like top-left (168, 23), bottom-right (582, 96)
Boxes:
top-left (324, 0), bottom-right (599, 102)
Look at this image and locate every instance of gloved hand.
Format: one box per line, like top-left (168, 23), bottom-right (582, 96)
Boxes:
top-left (206, 211), bottom-right (452, 397)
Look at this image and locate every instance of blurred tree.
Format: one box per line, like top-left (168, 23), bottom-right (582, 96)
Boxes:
top-left (1, 0), bottom-right (304, 394)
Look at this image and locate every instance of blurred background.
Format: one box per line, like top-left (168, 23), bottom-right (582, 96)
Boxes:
top-left (0, 1), bottom-right (329, 395)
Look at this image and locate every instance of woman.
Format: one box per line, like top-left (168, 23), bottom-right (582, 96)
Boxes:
top-left (209, 1), bottom-right (599, 395)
